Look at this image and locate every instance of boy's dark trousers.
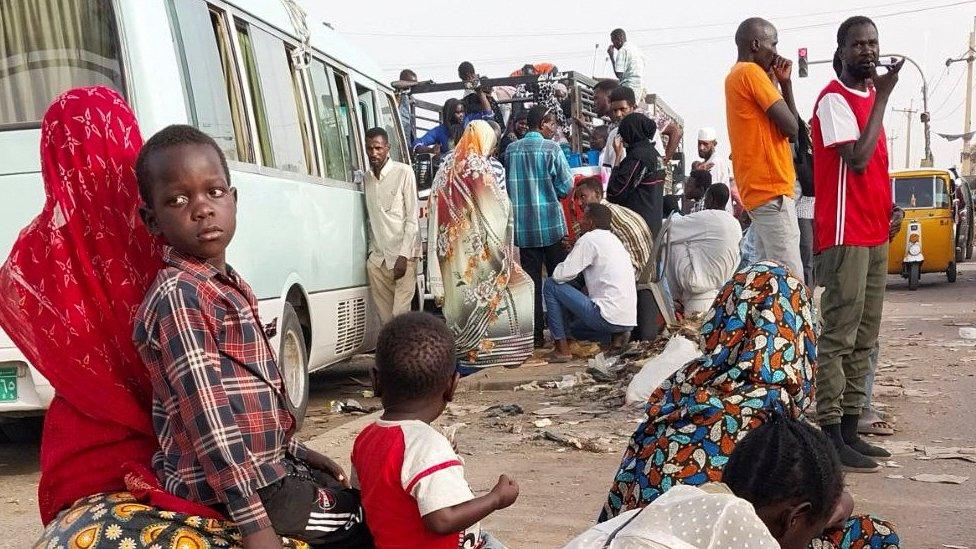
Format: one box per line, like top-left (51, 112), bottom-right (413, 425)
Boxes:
top-left (258, 459), bottom-right (373, 548)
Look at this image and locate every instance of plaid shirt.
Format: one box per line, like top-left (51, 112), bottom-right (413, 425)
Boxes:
top-left (134, 247), bottom-right (308, 536)
top-left (503, 131), bottom-right (573, 248)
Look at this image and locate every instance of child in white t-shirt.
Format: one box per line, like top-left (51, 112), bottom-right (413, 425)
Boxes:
top-left (352, 312), bottom-right (519, 549)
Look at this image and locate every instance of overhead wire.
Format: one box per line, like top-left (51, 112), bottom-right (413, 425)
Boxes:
top-left (342, 0), bottom-right (927, 39)
top-left (373, 0), bottom-right (976, 70)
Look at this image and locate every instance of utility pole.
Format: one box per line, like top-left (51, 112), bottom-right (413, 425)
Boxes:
top-left (887, 133), bottom-right (899, 169)
top-left (894, 102), bottom-right (918, 169)
top-left (947, 17), bottom-right (976, 175)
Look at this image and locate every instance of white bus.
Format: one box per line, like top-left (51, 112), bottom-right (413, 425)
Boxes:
top-left (0, 0), bottom-right (410, 429)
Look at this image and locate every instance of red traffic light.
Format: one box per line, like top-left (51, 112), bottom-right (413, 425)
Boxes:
top-left (798, 48), bottom-right (809, 77)
top-left (799, 47), bottom-right (808, 58)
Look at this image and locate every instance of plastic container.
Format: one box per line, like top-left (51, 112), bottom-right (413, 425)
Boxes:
top-left (568, 152), bottom-right (582, 168)
top-left (586, 150), bottom-right (600, 166)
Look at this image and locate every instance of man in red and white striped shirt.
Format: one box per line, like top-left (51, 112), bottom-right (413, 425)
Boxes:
top-left (811, 16), bottom-right (903, 473)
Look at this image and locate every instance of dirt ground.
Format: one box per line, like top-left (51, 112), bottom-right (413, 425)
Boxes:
top-left (3, 266), bottom-right (976, 548)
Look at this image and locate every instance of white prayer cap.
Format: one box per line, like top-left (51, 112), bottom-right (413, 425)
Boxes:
top-left (698, 127), bottom-right (718, 142)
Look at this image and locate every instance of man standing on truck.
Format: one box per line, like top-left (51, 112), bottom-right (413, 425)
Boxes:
top-left (608, 29), bottom-right (645, 99)
top-left (393, 69), bottom-right (418, 145)
top-left (725, 17), bottom-right (803, 277)
top-left (364, 127), bottom-right (419, 325)
top-left (504, 106), bottom-right (574, 347)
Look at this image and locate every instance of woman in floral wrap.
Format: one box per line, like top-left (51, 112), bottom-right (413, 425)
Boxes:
top-left (426, 120), bottom-right (534, 371)
top-left (602, 261), bottom-right (899, 548)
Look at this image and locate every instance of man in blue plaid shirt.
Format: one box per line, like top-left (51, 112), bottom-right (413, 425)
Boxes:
top-left (503, 106), bottom-right (574, 346)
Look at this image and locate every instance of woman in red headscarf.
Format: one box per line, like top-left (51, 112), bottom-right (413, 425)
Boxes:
top-left (0, 87), bottom-right (309, 548)
top-left (0, 85), bottom-right (167, 523)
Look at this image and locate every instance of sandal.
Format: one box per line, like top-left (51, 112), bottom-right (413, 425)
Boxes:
top-left (546, 353), bottom-right (574, 364)
top-left (858, 410), bottom-right (895, 436)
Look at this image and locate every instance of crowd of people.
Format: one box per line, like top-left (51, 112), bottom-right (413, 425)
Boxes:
top-left (0, 12), bottom-right (908, 549)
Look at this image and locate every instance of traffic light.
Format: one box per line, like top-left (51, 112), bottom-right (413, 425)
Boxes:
top-left (798, 48), bottom-right (809, 78)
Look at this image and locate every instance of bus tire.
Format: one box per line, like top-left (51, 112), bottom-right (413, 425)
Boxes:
top-left (908, 263), bottom-right (921, 291)
top-left (948, 262), bottom-right (958, 283)
top-left (279, 302), bottom-right (309, 427)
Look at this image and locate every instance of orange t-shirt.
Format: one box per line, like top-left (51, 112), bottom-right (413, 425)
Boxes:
top-left (725, 62), bottom-right (796, 211)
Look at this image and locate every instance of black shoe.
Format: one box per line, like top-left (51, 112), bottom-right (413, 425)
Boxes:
top-left (841, 414), bottom-right (891, 458)
top-left (823, 423), bottom-right (880, 473)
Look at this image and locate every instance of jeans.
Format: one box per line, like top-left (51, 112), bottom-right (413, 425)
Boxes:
top-left (798, 217), bottom-right (815, 286)
top-left (750, 196), bottom-right (804, 278)
top-left (543, 280), bottom-right (631, 342)
top-left (520, 243), bottom-right (569, 342)
top-left (738, 226), bottom-right (758, 271)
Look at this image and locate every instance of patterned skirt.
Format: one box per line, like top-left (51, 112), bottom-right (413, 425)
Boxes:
top-left (34, 492), bottom-right (309, 549)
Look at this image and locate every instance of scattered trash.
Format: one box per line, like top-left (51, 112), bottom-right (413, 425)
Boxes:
top-left (544, 373), bottom-right (591, 390)
top-left (361, 389), bottom-right (375, 398)
top-left (486, 404), bottom-right (524, 417)
top-left (514, 381), bottom-right (543, 391)
top-left (942, 544), bottom-right (971, 549)
top-left (910, 473), bottom-right (969, 485)
top-left (882, 461), bottom-right (902, 468)
top-left (541, 430), bottom-right (615, 453)
top-left (533, 418), bottom-right (554, 428)
top-left (921, 446), bottom-right (976, 463)
top-left (439, 423), bottom-right (465, 447)
top-left (534, 406), bottom-right (576, 417)
top-left (544, 430), bottom-right (583, 450)
top-left (959, 327), bottom-right (976, 340)
top-left (586, 353), bottom-right (622, 383)
top-left (626, 336), bottom-right (700, 404)
top-left (510, 423), bottom-right (523, 435)
top-left (347, 376), bottom-right (371, 387)
top-left (329, 399), bottom-right (373, 414)
top-left (886, 474), bottom-right (905, 480)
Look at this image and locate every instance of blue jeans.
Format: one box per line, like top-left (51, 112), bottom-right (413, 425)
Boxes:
top-left (543, 280), bottom-right (631, 343)
top-left (738, 225), bottom-right (759, 271)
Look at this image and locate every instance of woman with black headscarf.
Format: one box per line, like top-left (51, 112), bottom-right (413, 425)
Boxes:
top-left (607, 112), bottom-right (665, 236)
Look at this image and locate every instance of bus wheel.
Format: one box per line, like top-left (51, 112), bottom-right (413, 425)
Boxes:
top-left (908, 263), bottom-right (921, 291)
top-left (948, 262), bottom-right (958, 283)
top-left (279, 302), bottom-right (309, 427)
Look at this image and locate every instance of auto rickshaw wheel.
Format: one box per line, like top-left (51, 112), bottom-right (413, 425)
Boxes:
top-left (948, 262), bottom-right (958, 283)
top-left (908, 263), bottom-right (921, 291)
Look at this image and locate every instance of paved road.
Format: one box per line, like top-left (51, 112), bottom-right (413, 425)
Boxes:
top-left (2, 265), bottom-right (975, 547)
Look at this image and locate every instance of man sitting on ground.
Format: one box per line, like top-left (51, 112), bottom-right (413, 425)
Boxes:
top-left (544, 203), bottom-right (636, 362)
top-left (665, 183), bottom-right (742, 314)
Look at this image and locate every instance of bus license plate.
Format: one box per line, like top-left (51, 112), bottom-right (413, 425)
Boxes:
top-left (0, 367), bottom-right (16, 402)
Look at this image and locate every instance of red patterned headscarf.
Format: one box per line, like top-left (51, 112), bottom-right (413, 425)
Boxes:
top-left (0, 86), bottom-right (217, 523)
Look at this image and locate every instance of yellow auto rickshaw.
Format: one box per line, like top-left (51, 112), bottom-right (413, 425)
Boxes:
top-left (888, 169), bottom-right (957, 290)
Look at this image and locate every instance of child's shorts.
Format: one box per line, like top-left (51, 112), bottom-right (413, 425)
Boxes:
top-left (258, 458), bottom-right (373, 548)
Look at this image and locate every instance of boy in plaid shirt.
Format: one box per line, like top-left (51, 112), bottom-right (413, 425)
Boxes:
top-left (133, 125), bottom-right (371, 549)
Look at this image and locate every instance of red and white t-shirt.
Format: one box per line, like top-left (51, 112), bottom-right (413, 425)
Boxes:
top-left (811, 79), bottom-right (891, 253)
top-left (352, 419), bottom-right (481, 549)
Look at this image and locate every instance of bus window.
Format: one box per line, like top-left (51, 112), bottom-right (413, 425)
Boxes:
top-left (236, 23), bottom-right (273, 166)
top-left (356, 84), bottom-right (377, 133)
top-left (331, 69), bottom-right (360, 178)
top-left (238, 23), bottom-right (309, 174)
top-left (287, 49), bottom-right (315, 176)
top-left (0, 0), bottom-right (124, 128)
top-left (379, 93), bottom-right (405, 163)
top-left (309, 60), bottom-right (349, 181)
top-left (169, 0), bottom-right (244, 161)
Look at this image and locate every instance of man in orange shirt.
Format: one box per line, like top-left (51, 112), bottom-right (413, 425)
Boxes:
top-left (725, 18), bottom-right (803, 277)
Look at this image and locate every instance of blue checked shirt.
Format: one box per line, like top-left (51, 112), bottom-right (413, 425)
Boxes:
top-left (503, 132), bottom-right (574, 248)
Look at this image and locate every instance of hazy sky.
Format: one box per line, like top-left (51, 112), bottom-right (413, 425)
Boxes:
top-left (320, 0), bottom-right (976, 171)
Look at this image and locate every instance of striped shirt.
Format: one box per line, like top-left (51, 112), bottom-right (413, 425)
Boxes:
top-left (503, 131), bottom-right (574, 248)
top-left (571, 200), bottom-right (653, 279)
top-left (134, 247), bottom-right (308, 536)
